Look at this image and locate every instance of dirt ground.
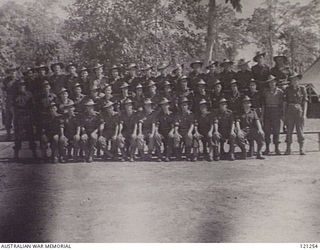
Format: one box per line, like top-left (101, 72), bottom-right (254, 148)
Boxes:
top-left (0, 120), bottom-right (319, 242)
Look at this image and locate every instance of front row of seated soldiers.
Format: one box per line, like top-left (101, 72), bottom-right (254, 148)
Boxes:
top-left (12, 71), bottom-right (307, 162)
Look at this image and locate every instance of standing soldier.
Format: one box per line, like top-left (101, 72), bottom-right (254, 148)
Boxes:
top-left (262, 75), bottom-right (284, 155)
top-left (98, 84), bottom-right (117, 112)
top-left (34, 64), bottom-right (50, 92)
top-left (70, 83), bottom-right (86, 113)
top-left (12, 80), bottom-right (37, 160)
top-left (56, 88), bottom-right (74, 113)
top-left (88, 85), bottom-right (105, 112)
top-left (193, 79), bottom-right (211, 114)
top-left (251, 51), bottom-right (270, 90)
top-left (59, 101), bottom-right (81, 162)
top-left (118, 98), bottom-right (138, 162)
top-left (90, 63), bottom-right (107, 91)
top-left (227, 80), bottom-right (242, 115)
top-left (124, 63), bottom-right (140, 92)
top-left (169, 64), bottom-right (184, 92)
top-left (247, 79), bottom-right (263, 118)
top-left (173, 97), bottom-right (196, 161)
top-left (235, 59), bottom-right (252, 94)
top-left (108, 65), bottom-right (123, 98)
top-left (140, 64), bottom-right (155, 91)
top-left (196, 99), bottom-right (214, 161)
top-left (271, 55), bottom-right (292, 82)
top-left (161, 81), bottom-right (178, 113)
top-left (211, 98), bottom-right (236, 161)
top-left (155, 62), bottom-right (169, 92)
top-left (79, 99), bottom-right (101, 162)
top-left (49, 61), bottom-right (66, 95)
top-left (2, 65), bottom-right (20, 140)
top-left (136, 98), bottom-right (161, 161)
top-left (78, 67), bottom-right (91, 95)
top-left (98, 101), bottom-right (120, 160)
top-left (157, 97), bottom-right (175, 162)
top-left (65, 62), bottom-right (78, 91)
top-left (204, 61), bottom-right (220, 91)
top-left (284, 73), bottom-right (308, 155)
top-left (23, 67), bottom-right (36, 94)
top-left (146, 80), bottom-right (161, 111)
top-left (219, 59), bottom-right (236, 96)
top-left (210, 81), bottom-right (225, 111)
top-left (188, 60), bottom-right (205, 93)
top-left (132, 84), bottom-right (145, 112)
top-left (117, 82), bottom-right (132, 113)
top-left (235, 96), bottom-right (265, 160)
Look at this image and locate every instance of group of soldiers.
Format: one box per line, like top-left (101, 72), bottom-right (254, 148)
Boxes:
top-left (1, 51), bottom-right (308, 163)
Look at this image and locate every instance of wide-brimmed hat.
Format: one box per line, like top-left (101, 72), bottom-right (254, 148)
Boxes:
top-left (249, 78), bottom-right (256, 84)
top-left (5, 64), bottom-right (20, 73)
top-left (92, 63), bottom-right (103, 70)
top-left (199, 99), bottom-right (208, 105)
top-left (127, 63), bottom-right (137, 70)
top-left (237, 59), bottom-right (250, 67)
top-left (23, 67), bottom-right (35, 76)
top-left (135, 83), bottom-right (143, 89)
top-left (253, 51), bottom-right (266, 62)
top-left (141, 64), bottom-right (153, 71)
top-left (103, 101), bottom-right (114, 108)
top-left (90, 85), bottom-right (99, 91)
top-left (63, 100), bottom-right (75, 109)
top-left (84, 99), bottom-right (96, 106)
top-left (163, 81), bottom-right (171, 87)
top-left (110, 64), bottom-right (119, 71)
top-left (230, 79), bottom-right (238, 85)
top-left (144, 98), bottom-right (153, 105)
top-left (273, 55), bottom-right (288, 62)
top-left (120, 82), bottom-right (129, 89)
top-left (79, 66), bottom-right (89, 73)
top-left (206, 61), bottom-right (219, 69)
top-left (36, 64), bottom-right (49, 73)
top-left (41, 80), bottom-right (50, 87)
top-left (179, 96), bottom-right (189, 104)
top-left (190, 60), bottom-right (203, 68)
top-left (159, 97), bottom-right (170, 105)
top-left (73, 83), bottom-right (82, 88)
top-left (219, 98), bottom-right (228, 104)
top-left (50, 62), bottom-right (64, 71)
top-left (124, 98), bottom-right (133, 105)
top-left (179, 75), bottom-right (188, 82)
top-left (265, 75), bottom-right (277, 83)
top-left (172, 64), bottom-right (184, 73)
top-left (220, 59), bottom-right (234, 67)
top-left (242, 96), bottom-right (251, 103)
top-left (66, 62), bottom-right (78, 71)
top-left (197, 79), bottom-right (207, 86)
top-left (48, 102), bottom-right (57, 107)
top-left (288, 72), bottom-right (302, 80)
top-left (147, 80), bottom-right (156, 88)
top-left (58, 87), bottom-right (68, 95)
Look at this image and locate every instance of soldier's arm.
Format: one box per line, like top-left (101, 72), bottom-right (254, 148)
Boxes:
top-left (118, 121), bottom-right (123, 134)
top-left (99, 121), bottom-right (105, 134)
top-left (301, 87), bottom-right (308, 118)
top-left (114, 124), bottom-right (119, 137)
top-left (188, 122), bottom-right (194, 136)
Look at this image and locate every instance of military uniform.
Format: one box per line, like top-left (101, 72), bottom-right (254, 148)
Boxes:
top-left (251, 64), bottom-right (270, 90)
top-left (235, 70), bottom-right (253, 93)
top-left (227, 90), bottom-right (242, 115)
top-left (49, 73), bottom-right (67, 95)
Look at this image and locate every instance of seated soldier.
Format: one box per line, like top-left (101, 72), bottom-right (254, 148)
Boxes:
top-left (71, 83), bottom-right (86, 114)
top-left (210, 81), bottom-right (225, 111)
top-left (157, 97), bottom-right (175, 162)
top-left (132, 84), bottom-right (145, 112)
top-left (235, 96), bottom-right (265, 160)
top-left (56, 87), bottom-right (73, 114)
top-left (59, 101), bottom-right (81, 162)
top-left (40, 102), bottom-right (64, 163)
top-left (161, 81), bottom-right (178, 113)
top-left (196, 99), bottom-right (214, 161)
top-left (136, 98), bottom-right (161, 161)
top-left (210, 98), bottom-right (236, 161)
top-left (79, 99), bottom-right (101, 163)
top-left (172, 97), bottom-right (196, 161)
top-left (227, 80), bottom-right (242, 115)
top-left (98, 101), bottom-right (120, 160)
top-left (117, 98), bottom-right (138, 162)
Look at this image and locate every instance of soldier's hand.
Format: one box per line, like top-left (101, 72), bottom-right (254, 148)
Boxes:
top-left (208, 132), bottom-right (213, 138)
top-left (230, 131), bottom-right (236, 138)
top-left (258, 129), bottom-right (265, 137)
top-left (74, 134), bottom-right (80, 141)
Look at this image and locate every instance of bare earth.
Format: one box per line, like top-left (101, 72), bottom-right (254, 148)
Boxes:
top-left (0, 119), bottom-right (319, 243)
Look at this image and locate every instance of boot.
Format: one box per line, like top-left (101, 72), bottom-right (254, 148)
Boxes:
top-left (284, 143), bottom-right (291, 155)
top-left (240, 146), bottom-right (247, 160)
top-left (299, 143), bottom-right (306, 155)
top-left (256, 151), bottom-right (265, 160)
top-left (275, 144), bottom-right (281, 155)
top-left (87, 149), bottom-right (94, 163)
top-left (73, 148), bottom-right (79, 161)
top-left (263, 143), bottom-right (270, 155)
top-left (191, 148), bottom-right (198, 162)
top-left (213, 146), bottom-right (220, 161)
top-left (220, 143), bottom-right (225, 156)
top-left (248, 144), bottom-right (254, 157)
top-left (155, 148), bottom-right (162, 162)
top-left (185, 147), bottom-right (192, 161)
top-left (229, 144), bottom-right (235, 161)
top-left (119, 148), bottom-right (127, 161)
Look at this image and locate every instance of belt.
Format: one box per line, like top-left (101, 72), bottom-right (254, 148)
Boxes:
top-left (288, 103), bottom-right (301, 106)
top-left (265, 105), bottom-right (279, 108)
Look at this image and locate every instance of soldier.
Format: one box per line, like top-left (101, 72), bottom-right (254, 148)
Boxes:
top-left (219, 59), bottom-right (236, 96)
top-left (271, 55), bottom-right (292, 83)
top-left (79, 99), bottom-right (101, 162)
top-left (235, 96), bottom-right (265, 160)
top-left (118, 82), bottom-right (131, 112)
top-left (71, 83), bottom-right (86, 114)
top-left (169, 64), bottom-right (184, 92)
top-left (12, 80), bottom-right (37, 160)
top-left (196, 99), bottom-right (214, 161)
top-left (34, 64), bottom-right (50, 91)
top-left (157, 97), bottom-right (175, 162)
top-left (59, 101), bottom-right (81, 162)
top-left (188, 60), bottom-right (205, 93)
top-left (251, 51), bottom-right (270, 90)
top-left (98, 101), bottom-right (120, 160)
top-left (146, 80), bottom-right (161, 111)
top-left (204, 60), bottom-right (220, 91)
top-left (49, 61), bottom-right (66, 95)
top-left (118, 98), bottom-right (138, 162)
top-left (155, 62), bottom-right (169, 92)
top-left (247, 79), bottom-right (263, 118)
top-left (132, 83), bottom-right (145, 112)
top-left (56, 88), bottom-right (74, 113)
top-left (140, 64), bottom-right (155, 91)
top-left (124, 63), bottom-right (140, 92)
top-left (65, 62), bottom-right (78, 91)
top-left (90, 63), bottom-right (107, 91)
top-left (227, 80), bottom-right (242, 115)
top-left (283, 73), bottom-right (308, 155)
top-left (98, 84), bottom-right (117, 112)
top-left (23, 67), bottom-right (36, 94)
top-left (161, 81), bottom-right (178, 113)
top-left (262, 75), bottom-right (284, 155)
top-left (89, 85), bottom-right (105, 111)
top-left (78, 66), bottom-right (91, 95)
top-left (211, 98), bottom-right (236, 161)
top-left (210, 81), bottom-right (225, 111)
top-left (136, 98), bottom-right (162, 161)
top-left (235, 59), bottom-right (253, 94)
top-left (173, 97), bottom-right (196, 161)
top-left (108, 65), bottom-right (123, 98)
top-left (41, 102), bottom-right (63, 163)
top-left (193, 79), bottom-right (211, 114)
top-left (2, 65), bottom-right (20, 140)
top-left (176, 76), bottom-right (194, 103)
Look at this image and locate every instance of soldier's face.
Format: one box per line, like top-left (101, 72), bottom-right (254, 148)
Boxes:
top-left (50, 106), bottom-right (58, 113)
top-left (144, 103), bottom-right (152, 112)
top-left (53, 65), bottom-right (61, 74)
top-left (19, 85), bottom-right (26, 92)
top-left (160, 69), bottom-right (166, 76)
top-left (209, 65), bottom-right (215, 72)
top-left (257, 56), bottom-right (264, 64)
top-left (200, 104), bottom-right (207, 113)
top-left (215, 84), bottom-right (222, 93)
top-left (149, 85), bottom-right (156, 94)
top-left (268, 80), bottom-right (276, 89)
top-left (81, 71), bottom-right (89, 78)
top-left (145, 69), bottom-right (152, 77)
top-left (136, 88), bottom-right (143, 95)
top-left (164, 86), bottom-right (171, 93)
top-left (111, 69), bottom-right (119, 78)
top-left (174, 67), bottom-right (182, 75)
top-left (107, 106), bottom-right (114, 114)
top-left (122, 88), bottom-right (128, 96)
top-left (125, 104), bottom-right (133, 113)
top-left (74, 87), bottom-right (82, 95)
top-left (69, 66), bottom-right (77, 74)
top-left (68, 107), bottom-right (75, 115)
top-left (198, 85), bottom-right (206, 94)
top-left (129, 68), bottom-right (136, 76)
top-left (192, 64), bottom-right (201, 73)
top-left (44, 85), bottom-right (50, 93)
top-left (61, 91), bottom-right (68, 99)
top-left (161, 103), bottom-right (170, 112)
top-left (181, 103), bottom-right (189, 112)
top-left (220, 103), bottom-right (227, 111)
top-left (95, 67), bottom-right (103, 75)
top-left (243, 102), bottom-right (251, 110)
top-left (26, 71), bottom-right (34, 78)
top-left (231, 84), bottom-right (238, 92)
top-left (86, 106), bottom-right (94, 113)
top-left (104, 86), bottom-right (112, 96)
top-left (91, 90), bottom-right (98, 97)
top-left (40, 69), bottom-right (47, 76)
top-left (180, 80), bottom-right (188, 88)
top-left (290, 77), bottom-right (298, 86)
top-left (249, 83), bottom-right (256, 91)
top-left (224, 64), bottom-right (232, 71)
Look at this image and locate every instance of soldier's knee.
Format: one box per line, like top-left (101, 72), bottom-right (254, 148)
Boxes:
top-left (52, 135), bottom-right (59, 143)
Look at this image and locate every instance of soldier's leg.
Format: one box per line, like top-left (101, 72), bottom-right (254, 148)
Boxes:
top-left (5, 106), bottom-right (13, 139)
top-left (129, 135), bottom-right (137, 162)
top-left (163, 134), bottom-right (173, 162)
top-left (152, 133), bottom-right (163, 161)
top-left (228, 133), bottom-right (236, 161)
top-left (297, 110), bottom-right (306, 155)
top-left (211, 133), bottom-right (220, 161)
top-left (80, 133), bottom-right (89, 161)
top-left (137, 134), bottom-right (147, 160)
top-left (273, 113), bottom-right (282, 155)
top-left (13, 120), bottom-right (22, 160)
top-left (59, 136), bottom-right (68, 163)
top-left (72, 135), bottom-right (80, 160)
top-left (263, 114), bottom-right (272, 155)
top-left (117, 134), bottom-right (127, 161)
top-left (250, 129), bottom-right (265, 159)
top-left (87, 132), bottom-right (98, 162)
top-left (26, 121), bottom-right (37, 158)
top-left (97, 135), bottom-right (107, 159)
top-left (285, 107), bottom-right (295, 155)
top-left (40, 132), bottom-right (49, 160)
top-left (51, 134), bottom-right (60, 163)
top-left (236, 130), bottom-right (247, 159)
top-left (183, 132), bottom-right (193, 161)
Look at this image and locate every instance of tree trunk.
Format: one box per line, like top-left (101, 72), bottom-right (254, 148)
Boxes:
top-left (205, 0), bottom-right (216, 64)
top-left (267, 0), bottom-right (274, 66)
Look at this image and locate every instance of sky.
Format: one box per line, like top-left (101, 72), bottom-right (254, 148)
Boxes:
top-left (0, 0), bottom-right (314, 62)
